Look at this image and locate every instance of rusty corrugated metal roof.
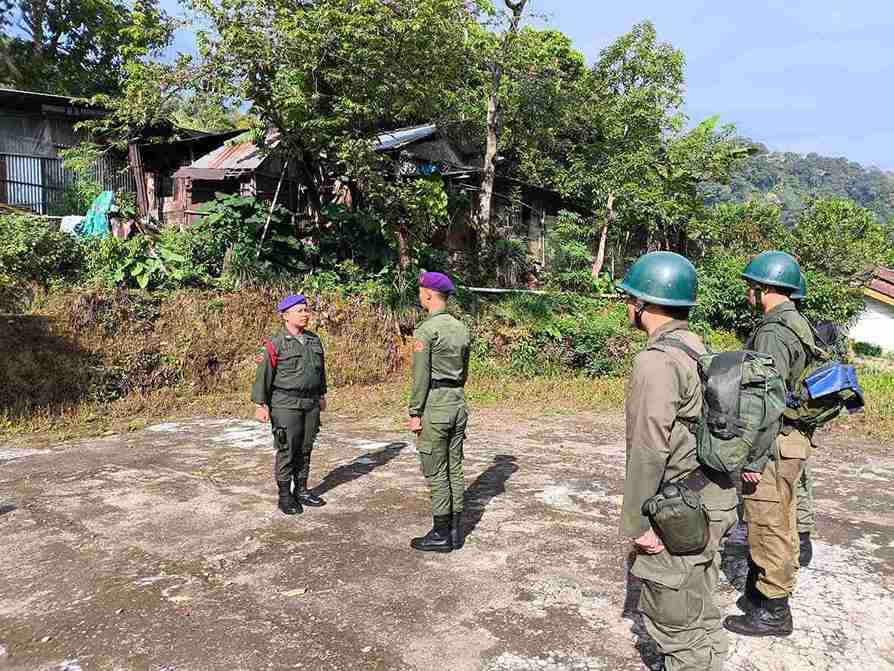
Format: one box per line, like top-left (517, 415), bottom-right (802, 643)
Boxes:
top-left (874, 266), bottom-right (894, 286)
top-left (863, 266), bottom-right (894, 303)
top-left (182, 131), bottom-right (281, 177)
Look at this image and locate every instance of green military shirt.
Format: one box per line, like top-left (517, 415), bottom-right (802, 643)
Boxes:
top-left (747, 301), bottom-right (815, 391)
top-left (621, 320), bottom-right (736, 538)
top-left (251, 329), bottom-right (327, 410)
top-left (409, 309), bottom-right (471, 417)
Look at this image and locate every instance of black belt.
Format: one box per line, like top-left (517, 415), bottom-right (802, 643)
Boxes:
top-left (430, 379), bottom-right (463, 390)
top-left (675, 467), bottom-right (733, 493)
top-left (273, 388), bottom-right (320, 399)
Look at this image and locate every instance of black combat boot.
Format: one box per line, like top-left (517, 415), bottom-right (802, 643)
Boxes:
top-left (277, 481), bottom-right (302, 515)
top-left (296, 490), bottom-right (326, 507)
top-left (736, 562), bottom-right (762, 614)
top-left (724, 596), bottom-right (793, 637)
top-left (450, 512), bottom-right (464, 550)
top-left (410, 515), bottom-right (453, 553)
top-left (293, 472), bottom-right (325, 507)
top-left (799, 532), bottom-right (813, 568)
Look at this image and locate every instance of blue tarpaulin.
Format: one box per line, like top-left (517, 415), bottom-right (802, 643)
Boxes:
top-left (804, 363), bottom-right (865, 413)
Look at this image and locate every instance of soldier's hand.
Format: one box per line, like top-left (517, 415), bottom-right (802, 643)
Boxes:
top-left (742, 471), bottom-right (762, 484)
top-left (319, 397), bottom-right (327, 412)
top-left (634, 528), bottom-right (665, 554)
top-left (408, 416), bottom-right (422, 434)
top-left (255, 405), bottom-right (270, 423)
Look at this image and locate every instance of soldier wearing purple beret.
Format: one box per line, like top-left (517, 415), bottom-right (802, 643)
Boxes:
top-left (408, 272), bottom-right (471, 552)
top-left (252, 294), bottom-right (328, 514)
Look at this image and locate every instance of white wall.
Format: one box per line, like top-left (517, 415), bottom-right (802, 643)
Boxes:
top-left (849, 297), bottom-right (894, 352)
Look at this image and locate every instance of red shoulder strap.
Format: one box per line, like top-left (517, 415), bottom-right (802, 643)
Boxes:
top-left (264, 340), bottom-right (279, 369)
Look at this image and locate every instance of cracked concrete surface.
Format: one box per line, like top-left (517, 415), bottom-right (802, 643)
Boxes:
top-left (0, 411), bottom-right (891, 670)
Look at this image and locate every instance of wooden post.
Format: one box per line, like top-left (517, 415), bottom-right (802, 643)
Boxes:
top-left (256, 161), bottom-right (289, 259)
top-left (127, 142), bottom-right (149, 219)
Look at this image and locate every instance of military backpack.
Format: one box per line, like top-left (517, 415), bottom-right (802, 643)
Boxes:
top-left (656, 338), bottom-right (787, 474)
top-left (763, 319), bottom-right (865, 433)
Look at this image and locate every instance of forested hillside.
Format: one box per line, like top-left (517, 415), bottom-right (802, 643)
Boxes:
top-left (705, 142), bottom-right (894, 225)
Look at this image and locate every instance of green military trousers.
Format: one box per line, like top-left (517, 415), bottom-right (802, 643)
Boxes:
top-left (795, 460), bottom-right (815, 535)
top-left (416, 389), bottom-right (468, 517)
top-left (270, 404), bottom-right (321, 489)
top-left (632, 507), bottom-right (738, 671)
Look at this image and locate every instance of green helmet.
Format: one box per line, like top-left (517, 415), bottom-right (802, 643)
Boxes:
top-left (741, 251), bottom-right (801, 292)
top-left (617, 251), bottom-right (698, 307)
top-left (791, 272), bottom-right (807, 301)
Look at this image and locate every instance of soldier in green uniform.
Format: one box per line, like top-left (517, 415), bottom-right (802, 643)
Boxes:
top-left (791, 273), bottom-right (815, 567)
top-left (619, 252), bottom-right (738, 671)
top-left (725, 251), bottom-right (816, 637)
top-left (251, 294), bottom-right (328, 515)
top-left (408, 271), bottom-right (471, 553)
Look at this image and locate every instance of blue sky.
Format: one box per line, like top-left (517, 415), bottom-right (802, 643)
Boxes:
top-left (160, 0), bottom-right (894, 170)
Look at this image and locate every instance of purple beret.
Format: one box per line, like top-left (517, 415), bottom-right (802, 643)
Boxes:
top-left (419, 271), bottom-right (456, 295)
top-left (277, 294), bottom-right (307, 312)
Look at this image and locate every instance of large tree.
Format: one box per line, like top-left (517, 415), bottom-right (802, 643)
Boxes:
top-left (553, 22), bottom-right (747, 276)
top-left (0, 0), bottom-right (172, 95)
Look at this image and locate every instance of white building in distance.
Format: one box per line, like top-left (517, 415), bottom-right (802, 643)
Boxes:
top-left (849, 267), bottom-right (894, 353)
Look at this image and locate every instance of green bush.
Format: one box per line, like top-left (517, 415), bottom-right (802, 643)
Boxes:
top-left (81, 233), bottom-right (201, 290)
top-left (184, 193), bottom-right (304, 284)
top-left (691, 252), bottom-right (756, 336)
top-left (545, 211), bottom-right (612, 293)
top-left (854, 341), bottom-right (883, 358)
top-left (798, 269), bottom-right (864, 326)
top-left (470, 292), bottom-right (642, 377)
top-left (0, 214), bottom-right (84, 281)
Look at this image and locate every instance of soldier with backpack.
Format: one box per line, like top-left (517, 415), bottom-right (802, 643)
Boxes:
top-left (618, 252), bottom-right (738, 671)
top-left (252, 294), bottom-right (328, 515)
top-left (724, 251), bottom-right (817, 638)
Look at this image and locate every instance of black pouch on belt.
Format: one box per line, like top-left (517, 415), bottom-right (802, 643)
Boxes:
top-left (272, 425), bottom-right (288, 447)
top-left (641, 477), bottom-right (710, 556)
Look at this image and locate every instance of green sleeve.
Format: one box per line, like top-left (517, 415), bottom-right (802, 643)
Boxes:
top-left (250, 347), bottom-right (275, 406)
top-left (408, 327), bottom-right (432, 417)
top-left (620, 351), bottom-right (679, 538)
top-left (753, 327), bottom-right (794, 385)
top-left (745, 326), bottom-right (791, 472)
top-left (319, 344), bottom-right (328, 396)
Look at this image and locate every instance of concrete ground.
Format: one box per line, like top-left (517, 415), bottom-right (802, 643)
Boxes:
top-left (0, 410), bottom-right (892, 671)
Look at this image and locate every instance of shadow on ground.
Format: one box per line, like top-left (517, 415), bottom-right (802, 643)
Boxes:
top-left (311, 441), bottom-right (408, 495)
top-left (464, 455), bottom-right (519, 538)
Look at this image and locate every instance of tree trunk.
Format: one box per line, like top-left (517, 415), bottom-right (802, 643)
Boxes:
top-left (474, 0), bottom-right (529, 240)
top-left (27, 0), bottom-right (48, 57)
top-left (591, 192), bottom-right (616, 278)
top-left (396, 222), bottom-right (412, 270)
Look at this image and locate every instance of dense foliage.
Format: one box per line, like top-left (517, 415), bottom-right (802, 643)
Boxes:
top-left (1, 1), bottom-right (892, 391)
top-left (0, 0), bottom-right (172, 96)
top-left (706, 141), bottom-right (894, 226)
top-left (0, 214), bottom-right (83, 282)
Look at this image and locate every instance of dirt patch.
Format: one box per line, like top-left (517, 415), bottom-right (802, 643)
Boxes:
top-left (0, 411), bottom-right (892, 670)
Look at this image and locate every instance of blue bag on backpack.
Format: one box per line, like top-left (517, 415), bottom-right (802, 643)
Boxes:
top-left (802, 363), bottom-right (864, 413)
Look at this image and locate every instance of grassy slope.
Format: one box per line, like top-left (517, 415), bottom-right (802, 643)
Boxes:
top-left (1, 285), bottom-right (891, 443)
